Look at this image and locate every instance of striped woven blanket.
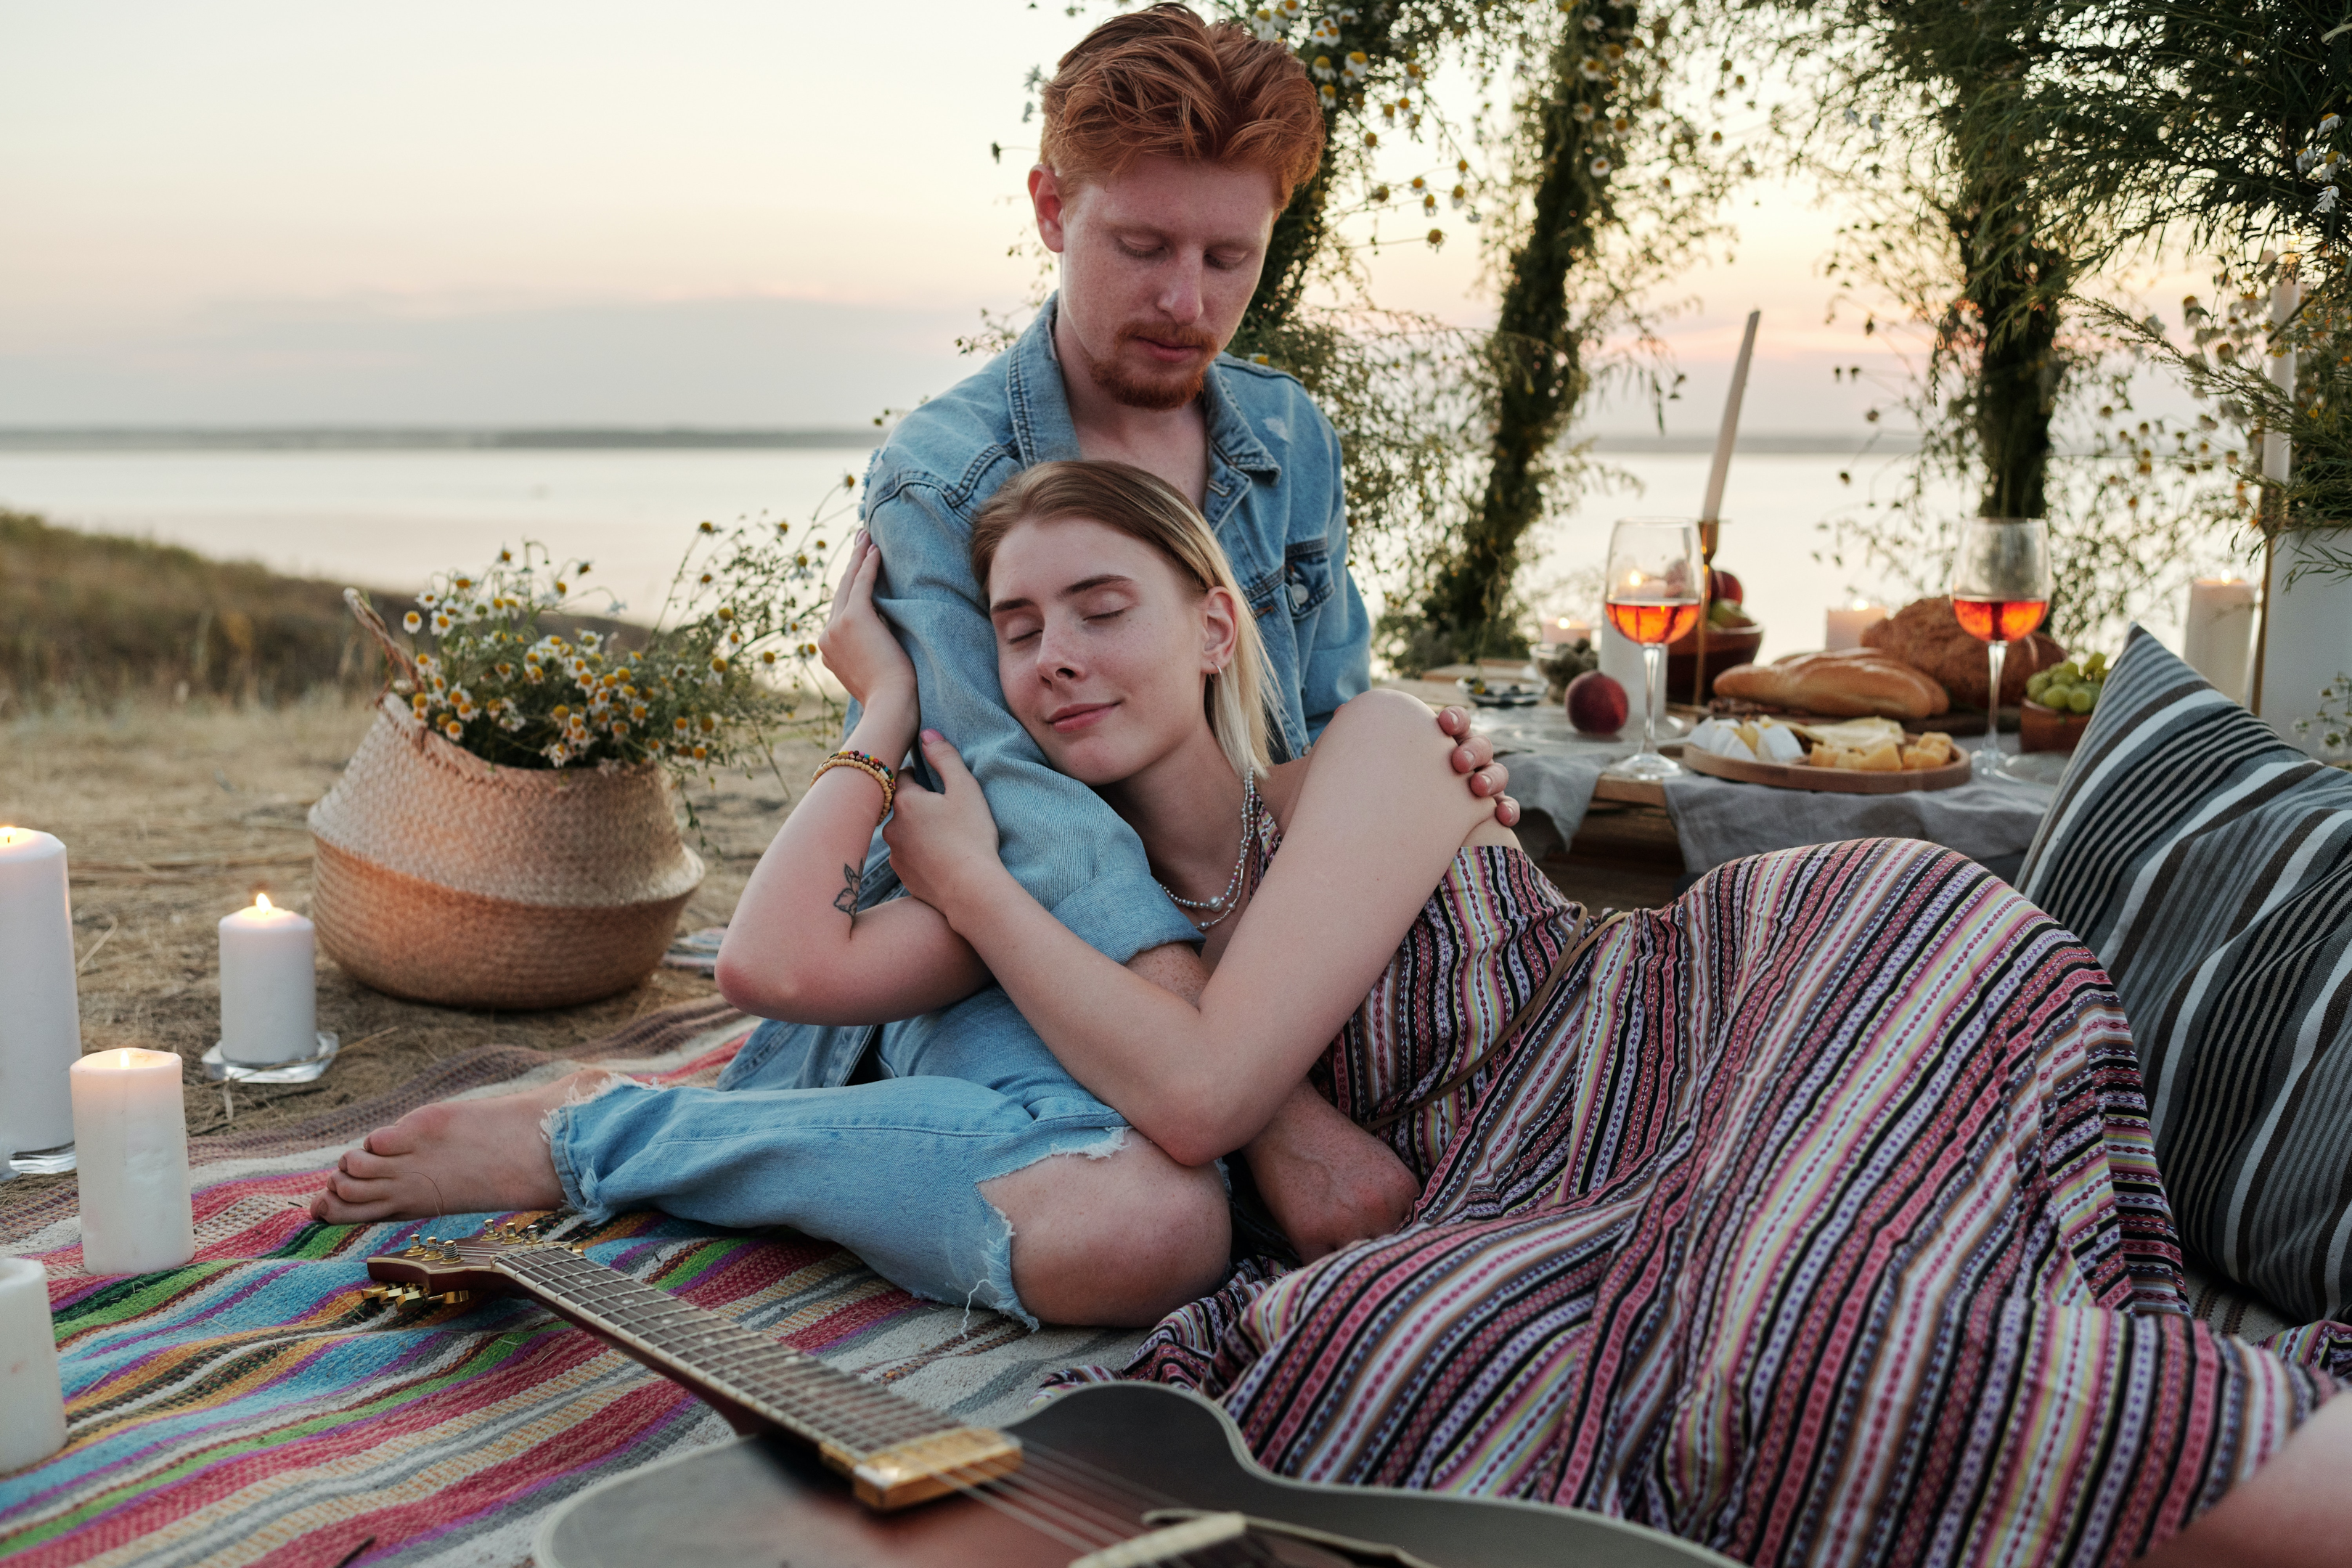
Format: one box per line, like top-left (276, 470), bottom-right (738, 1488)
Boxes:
top-left (0, 1000), bottom-right (1143, 1567)
top-left (1066, 838), bottom-right (2352, 1567)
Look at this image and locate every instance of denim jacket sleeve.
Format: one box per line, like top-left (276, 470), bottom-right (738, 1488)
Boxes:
top-left (1297, 407), bottom-right (1371, 743)
top-left (862, 470), bottom-right (1202, 964)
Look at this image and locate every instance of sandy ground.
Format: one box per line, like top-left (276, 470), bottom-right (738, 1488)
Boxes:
top-left (0, 695), bottom-right (828, 1214)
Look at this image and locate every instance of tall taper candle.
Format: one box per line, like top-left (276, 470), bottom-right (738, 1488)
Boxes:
top-left (70, 1050), bottom-right (193, 1275)
top-left (1699, 310), bottom-right (1762, 525)
top-left (218, 895), bottom-right (317, 1064)
top-left (0, 828), bottom-right (82, 1167)
top-left (0, 1257), bottom-right (68, 1472)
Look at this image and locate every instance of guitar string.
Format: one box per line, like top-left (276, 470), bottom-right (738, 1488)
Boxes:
top-left (505, 1253), bottom-right (939, 1449)
top-left (470, 1250), bottom-right (1288, 1563)
top-left (992, 1459), bottom-right (1292, 1567)
top-left (939, 1463), bottom-right (1286, 1568)
top-left (954, 1439), bottom-right (1294, 1567)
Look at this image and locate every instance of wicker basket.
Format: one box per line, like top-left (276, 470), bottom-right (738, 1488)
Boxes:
top-left (309, 687), bottom-right (705, 1011)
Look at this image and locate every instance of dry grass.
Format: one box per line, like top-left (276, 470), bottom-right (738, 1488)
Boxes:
top-left (0, 695), bottom-right (826, 1217)
top-left (0, 509), bottom-right (635, 712)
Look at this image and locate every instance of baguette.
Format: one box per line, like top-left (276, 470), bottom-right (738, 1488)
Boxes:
top-left (1712, 650), bottom-right (1951, 719)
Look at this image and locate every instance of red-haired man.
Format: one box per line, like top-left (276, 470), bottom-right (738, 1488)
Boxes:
top-left (317, 5), bottom-right (1519, 1331)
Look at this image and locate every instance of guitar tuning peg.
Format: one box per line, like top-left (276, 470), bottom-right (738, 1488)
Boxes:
top-left (436, 1291), bottom-right (470, 1306)
top-left (361, 1285), bottom-right (390, 1300)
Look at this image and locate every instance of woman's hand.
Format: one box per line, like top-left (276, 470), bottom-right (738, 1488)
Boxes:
top-left (883, 730), bottom-right (1013, 923)
top-left (815, 530), bottom-right (917, 713)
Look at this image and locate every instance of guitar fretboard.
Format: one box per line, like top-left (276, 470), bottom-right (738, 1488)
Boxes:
top-left (493, 1246), bottom-right (950, 1459)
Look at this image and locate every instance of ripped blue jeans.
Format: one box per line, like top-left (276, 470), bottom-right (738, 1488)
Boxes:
top-left (544, 985), bottom-right (1128, 1327)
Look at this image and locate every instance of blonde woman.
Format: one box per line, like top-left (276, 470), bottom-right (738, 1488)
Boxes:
top-left (318, 462), bottom-right (2351, 1566)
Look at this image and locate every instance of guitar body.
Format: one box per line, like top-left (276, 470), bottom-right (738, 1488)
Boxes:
top-left (533, 1380), bottom-right (1733, 1568)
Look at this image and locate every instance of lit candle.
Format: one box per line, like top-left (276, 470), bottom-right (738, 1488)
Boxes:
top-left (0, 828), bottom-right (82, 1172)
top-left (1540, 615), bottom-right (1594, 646)
top-left (1825, 601), bottom-right (1890, 650)
top-left (0, 1256), bottom-right (67, 1473)
top-left (2184, 578), bottom-right (2258, 703)
top-left (70, 1049), bottom-right (193, 1275)
top-left (218, 895), bottom-right (318, 1065)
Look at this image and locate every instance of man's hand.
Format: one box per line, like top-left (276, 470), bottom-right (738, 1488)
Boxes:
top-left (883, 730), bottom-right (1012, 924)
top-left (1244, 1082), bottom-right (1420, 1261)
top-left (1435, 706), bottom-right (1519, 828)
top-left (1128, 947), bottom-right (1417, 1258)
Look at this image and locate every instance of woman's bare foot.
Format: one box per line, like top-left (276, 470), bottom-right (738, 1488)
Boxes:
top-left (308, 1070), bottom-right (616, 1225)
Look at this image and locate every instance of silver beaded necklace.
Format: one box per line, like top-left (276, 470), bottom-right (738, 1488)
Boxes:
top-left (1155, 770), bottom-right (1259, 931)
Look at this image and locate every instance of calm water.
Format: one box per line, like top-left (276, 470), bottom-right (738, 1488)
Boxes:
top-left (0, 446), bottom-right (1985, 659)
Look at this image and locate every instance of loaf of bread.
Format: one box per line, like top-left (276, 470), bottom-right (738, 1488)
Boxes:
top-left (1861, 596), bottom-right (2065, 709)
top-left (1712, 650), bottom-right (1952, 720)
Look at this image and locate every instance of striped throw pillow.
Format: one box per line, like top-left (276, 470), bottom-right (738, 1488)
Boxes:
top-left (2020, 626), bottom-right (2352, 1325)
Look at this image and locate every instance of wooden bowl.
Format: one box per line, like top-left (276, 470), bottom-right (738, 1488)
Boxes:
top-left (2020, 700), bottom-right (2093, 754)
top-left (1665, 619), bottom-right (1765, 701)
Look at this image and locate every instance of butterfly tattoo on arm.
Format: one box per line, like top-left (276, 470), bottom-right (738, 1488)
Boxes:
top-left (833, 864), bottom-right (859, 920)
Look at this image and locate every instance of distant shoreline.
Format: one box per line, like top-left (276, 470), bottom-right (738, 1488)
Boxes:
top-left (0, 426), bottom-right (1921, 457)
top-left (0, 427), bottom-right (882, 452)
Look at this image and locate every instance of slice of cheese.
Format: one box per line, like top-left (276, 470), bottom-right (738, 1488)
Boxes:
top-left (1800, 716), bottom-right (1908, 753)
top-left (1757, 724), bottom-right (1807, 764)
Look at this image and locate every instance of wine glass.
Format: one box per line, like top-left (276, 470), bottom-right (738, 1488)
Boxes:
top-left (1948, 517), bottom-right (2052, 780)
top-left (1601, 517), bottom-right (1704, 782)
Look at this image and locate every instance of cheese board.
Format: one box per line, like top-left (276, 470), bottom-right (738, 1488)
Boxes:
top-left (1679, 743), bottom-right (1975, 793)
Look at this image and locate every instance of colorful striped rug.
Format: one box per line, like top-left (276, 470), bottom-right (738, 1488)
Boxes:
top-left (0, 1002), bottom-right (1144, 1567)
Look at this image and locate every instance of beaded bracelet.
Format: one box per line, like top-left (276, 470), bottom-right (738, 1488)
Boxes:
top-left (812, 751), bottom-right (896, 816)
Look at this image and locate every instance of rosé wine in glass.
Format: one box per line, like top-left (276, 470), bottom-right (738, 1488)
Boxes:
top-left (1600, 518), bottom-right (1704, 784)
top-left (1949, 520), bottom-right (2053, 780)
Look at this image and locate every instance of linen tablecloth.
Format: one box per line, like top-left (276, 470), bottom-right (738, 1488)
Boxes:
top-left (1479, 705), bottom-right (2057, 871)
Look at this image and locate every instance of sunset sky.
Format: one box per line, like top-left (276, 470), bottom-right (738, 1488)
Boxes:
top-left (1, 1), bottom-right (2086, 436)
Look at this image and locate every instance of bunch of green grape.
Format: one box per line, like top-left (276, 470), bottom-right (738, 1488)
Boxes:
top-left (2028, 651), bottom-right (2110, 714)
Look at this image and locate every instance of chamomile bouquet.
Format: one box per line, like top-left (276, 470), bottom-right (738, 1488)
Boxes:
top-left (348, 482), bottom-right (850, 788)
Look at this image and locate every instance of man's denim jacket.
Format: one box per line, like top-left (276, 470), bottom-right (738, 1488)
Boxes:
top-left (858, 295), bottom-right (1371, 966)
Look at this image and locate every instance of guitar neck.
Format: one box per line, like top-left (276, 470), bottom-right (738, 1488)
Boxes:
top-left (488, 1246), bottom-right (1020, 1508)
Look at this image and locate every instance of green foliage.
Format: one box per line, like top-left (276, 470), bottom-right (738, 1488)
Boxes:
top-left (354, 486), bottom-right (852, 792)
top-left (1728, 0), bottom-right (2245, 643)
top-left (1937, 0), bottom-right (2352, 574)
top-left (1423, 0), bottom-right (1734, 655)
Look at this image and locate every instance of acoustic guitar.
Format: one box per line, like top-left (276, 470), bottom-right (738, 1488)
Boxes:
top-left (366, 1224), bottom-right (1731, 1568)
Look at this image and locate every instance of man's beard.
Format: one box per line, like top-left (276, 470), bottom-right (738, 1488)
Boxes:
top-left (1083, 322), bottom-right (1220, 412)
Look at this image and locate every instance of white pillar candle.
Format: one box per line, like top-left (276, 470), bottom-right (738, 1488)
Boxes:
top-left (1541, 616), bottom-right (1594, 646)
top-left (1825, 603), bottom-right (1890, 651)
top-left (70, 1049), bottom-right (194, 1275)
top-left (0, 1256), bottom-right (68, 1473)
top-left (218, 896), bottom-right (317, 1065)
top-left (2184, 579), bottom-right (2258, 703)
top-left (0, 828), bottom-right (82, 1165)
